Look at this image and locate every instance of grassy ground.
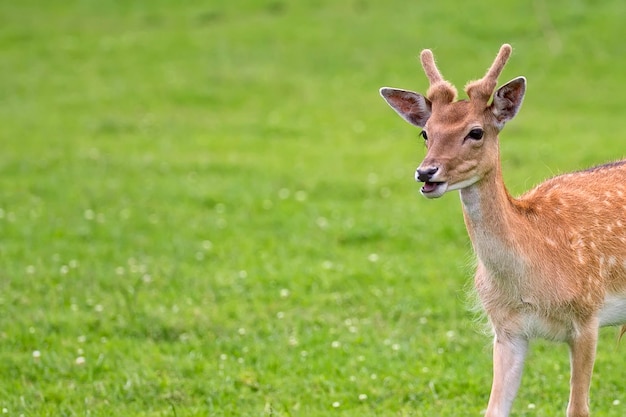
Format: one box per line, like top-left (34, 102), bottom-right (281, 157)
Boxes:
top-left (1, 0), bottom-right (626, 416)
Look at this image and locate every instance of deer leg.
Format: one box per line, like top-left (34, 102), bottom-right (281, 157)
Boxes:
top-left (484, 334), bottom-right (528, 417)
top-left (566, 318), bottom-right (598, 417)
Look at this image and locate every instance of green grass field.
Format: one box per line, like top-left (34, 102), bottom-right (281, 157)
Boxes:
top-left (1, 0), bottom-right (626, 415)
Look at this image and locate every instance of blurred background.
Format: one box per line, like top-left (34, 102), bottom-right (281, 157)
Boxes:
top-left (1, 0), bottom-right (626, 415)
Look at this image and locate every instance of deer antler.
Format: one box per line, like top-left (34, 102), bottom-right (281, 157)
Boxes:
top-left (465, 44), bottom-right (513, 105)
top-left (420, 49), bottom-right (457, 105)
top-left (420, 49), bottom-right (444, 85)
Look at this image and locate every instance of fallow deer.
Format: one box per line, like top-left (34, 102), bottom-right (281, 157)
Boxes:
top-left (379, 44), bottom-right (626, 417)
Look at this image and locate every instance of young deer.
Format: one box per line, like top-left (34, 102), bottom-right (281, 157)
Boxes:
top-left (379, 44), bottom-right (626, 417)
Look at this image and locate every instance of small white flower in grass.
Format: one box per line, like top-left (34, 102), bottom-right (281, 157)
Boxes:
top-left (77, 335), bottom-right (86, 343)
top-left (238, 270), bottom-right (248, 279)
top-left (220, 354), bottom-right (228, 361)
top-left (613, 399), bottom-right (620, 406)
top-left (276, 311), bottom-right (284, 319)
top-left (32, 350), bottom-right (41, 360)
top-left (316, 217), bottom-right (329, 229)
top-left (75, 356), bottom-right (86, 365)
top-left (238, 328), bottom-right (246, 335)
top-left (280, 289), bottom-right (290, 298)
top-left (446, 330), bottom-right (455, 338)
top-left (370, 373), bottom-right (377, 380)
top-left (295, 190), bottom-right (307, 202)
top-left (527, 403), bottom-right (536, 409)
top-left (358, 394), bottom-right (368, 401)
top-left (331, 341), bottom-right (341, 348)
top-left (419, 317), bottom-right (428, 324)
top-left (142, 274), bottom-right (152, 283)
top-left (288, 336), bottom-right (299, 346)
top-left (202, 240), bottom-right (213, 250)
top-left (25, 265), bottom-right (36, 274)
top-left (367, 253), bottom-right (379, 263)
top-left (392, 343), bottom-right (400, 351)
top-left (60, 265), bottom-right (69, 275)
top-left (278, 188), bottom-right (290, 199)
top-left (332, 401), bottom-right (340, 408)
top-left (2, 407), bottom-right (7, 414)
top-left (94, 304), bottom-right (104, 313)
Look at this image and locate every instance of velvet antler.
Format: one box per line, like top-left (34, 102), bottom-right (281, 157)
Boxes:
top-left (465, 44), bottom-right (513, 105)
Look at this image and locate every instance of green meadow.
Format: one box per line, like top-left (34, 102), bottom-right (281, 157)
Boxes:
top-left (1, 0), bottom-right (626, 415)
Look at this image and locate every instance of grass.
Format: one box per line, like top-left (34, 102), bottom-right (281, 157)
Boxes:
top-left (1, 0), bottom-right (626, 415)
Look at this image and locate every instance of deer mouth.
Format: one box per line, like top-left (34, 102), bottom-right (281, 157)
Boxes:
top-left (421, 181), bottom-right (447, 198)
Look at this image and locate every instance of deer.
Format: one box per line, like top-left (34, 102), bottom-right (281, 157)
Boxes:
top-left (379, 44), bottom-right (626, 417)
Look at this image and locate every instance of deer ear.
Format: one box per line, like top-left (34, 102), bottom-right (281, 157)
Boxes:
top-left (491, 76), bottom-right (526, 129)
top-left (379, 87), bottom-right (431, 128)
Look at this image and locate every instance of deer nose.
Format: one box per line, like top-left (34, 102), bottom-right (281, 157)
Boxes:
top-left (416, 166), bottom-right (439, 182)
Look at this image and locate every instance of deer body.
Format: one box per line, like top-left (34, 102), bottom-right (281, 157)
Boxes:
top-left (380, 44), bottom-right (626, 417)
top-left (467, 162), bottom-right (626, 337)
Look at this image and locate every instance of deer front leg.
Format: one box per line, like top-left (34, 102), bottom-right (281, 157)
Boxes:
top-left (484, 334), bottom-right (528, 417)
top-left (566, 318), bottom-right (598, 417)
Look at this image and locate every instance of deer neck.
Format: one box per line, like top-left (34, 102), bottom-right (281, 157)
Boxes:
top-left (459, 164), bottom-right (528, 278)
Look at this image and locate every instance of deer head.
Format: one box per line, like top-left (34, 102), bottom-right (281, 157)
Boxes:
top-left (380, 44), bottom-right (526, 198)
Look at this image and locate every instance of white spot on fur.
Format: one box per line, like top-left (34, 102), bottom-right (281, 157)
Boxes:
top-left (599, 295), bottom-right (626, 327)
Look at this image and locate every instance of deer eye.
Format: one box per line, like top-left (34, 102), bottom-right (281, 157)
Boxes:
top-left (467, 128), bottom-right (484, 140)
top-left (420, 130), bottom-right (428, 141)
